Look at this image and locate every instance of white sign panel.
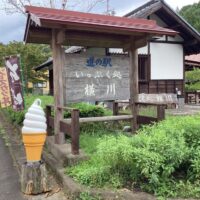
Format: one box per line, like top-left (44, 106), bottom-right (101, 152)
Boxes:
top-left (150, 43), bottom-right (184, 80)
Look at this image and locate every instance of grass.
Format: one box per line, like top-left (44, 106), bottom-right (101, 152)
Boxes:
top-left (24, 94), bottom-right (54, 109)
top-left (139, 105), bottom-right (157, 117)
top-left (67, 114), bottom-right (200, 199)
top-left (79, 121), bottom-right (128, 156)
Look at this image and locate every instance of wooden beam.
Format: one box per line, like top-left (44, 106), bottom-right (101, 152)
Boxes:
top-left (71, 109), bottom-right (80, 155)
top-left (61, 115), bottom-right (133, 124)
top-left (184, 39), bottom-right (198, 47)
top-left (28, 28), bottom-right (145, 48)
top-left (56, 29), bottom-right (66, 45)
top-left (52, 29), bottom-right (65, 144)
top-left (123, 36), bottom-right (149, 51)
top-left (65, 31), bottom-right (128, 47)
top-left (46, 106), bottom-right (52, 136)
top-left (157, 105), bottom-right (165, 121)
top-left (135, 37), bottom-right (149, 49)
top-left (129, 44), bottom-right (139, 133)
top-left (137, 115), bottom-right (157, 125)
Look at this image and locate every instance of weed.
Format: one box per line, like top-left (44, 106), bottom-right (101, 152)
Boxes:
top-left (76, 192), bottom-right (101, 200)
top-left (67, 115), bottom-right (200, 199)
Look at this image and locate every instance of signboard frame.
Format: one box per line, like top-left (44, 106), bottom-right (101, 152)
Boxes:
top-left (63, 54), bottom-right (130, 103)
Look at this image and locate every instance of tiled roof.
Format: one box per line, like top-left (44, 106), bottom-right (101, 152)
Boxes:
top-left (124, 0), bottom-right (200, 55)
top-left (25, 6), bottom-right (177, 36)
top-left (185, 54), bottom-right (200, 63)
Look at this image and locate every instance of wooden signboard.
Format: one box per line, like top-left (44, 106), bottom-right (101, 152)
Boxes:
top-left (138, 93), bottom-right (178, 104)
top-left (64, 54), bottom-right (130, 103)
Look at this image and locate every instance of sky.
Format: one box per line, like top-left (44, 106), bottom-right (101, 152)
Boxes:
top-left (0, 0), bottom-right (199, 44)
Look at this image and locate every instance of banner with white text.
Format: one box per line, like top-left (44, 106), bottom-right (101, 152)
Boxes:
top-left (0, 67), bottom-right (12, 108)
top-left (5, 56), bottom-right (24, 111)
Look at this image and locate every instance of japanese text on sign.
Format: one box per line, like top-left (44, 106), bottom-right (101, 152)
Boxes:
top-left (64, 54), bottom-right (130, 103)
top-left (5, 56), bottom-right (24, 111)
top-left (86, 56), bottom-right (112, 67)
top-left (0, 68), bottom-right (12, 108)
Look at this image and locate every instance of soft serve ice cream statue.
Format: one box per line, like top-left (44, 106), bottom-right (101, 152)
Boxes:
top-left (22, 99), bottom-right (47, 162)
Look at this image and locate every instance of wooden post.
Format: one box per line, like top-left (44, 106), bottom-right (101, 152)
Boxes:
top-left (46, 105), bottom-right (52, 136)
top-left (157, 105), bottom-right (165, 121)
top-left (113, 102), bottom-right (119, 116)
top-left (52, 29), bottom-right (65, 144)
top-left (71, 109), bottom-right (80, 155)
top-left (129, 45), bottom-right (139, 133)
top-left (21, 162), bottom-right (50, 195)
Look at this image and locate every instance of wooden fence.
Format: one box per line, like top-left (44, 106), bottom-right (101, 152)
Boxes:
top-left (46, 102), bottom-right (166, 155)
top-left (185, 91), bottom-right (200, 104)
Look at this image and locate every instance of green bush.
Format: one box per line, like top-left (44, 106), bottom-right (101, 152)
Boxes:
top-left (3, 95), bottom-right (106, 125)
top-left (64, 103), bottom-right (105, 118)
top-left (67, 115), bottom-right (200, 198)
top-left (185, 68), bottom-right (200, 91)
top-left (4, 95), bottom-right (54, 125)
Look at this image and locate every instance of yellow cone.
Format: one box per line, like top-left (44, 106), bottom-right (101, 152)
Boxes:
top-left (22, 133), bottom-right (46, 162)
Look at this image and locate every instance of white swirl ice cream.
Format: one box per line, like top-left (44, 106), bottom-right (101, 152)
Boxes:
top-left (22, 99), bottom-right (47, 134)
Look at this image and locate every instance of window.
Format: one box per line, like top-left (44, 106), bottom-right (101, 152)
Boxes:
top-left (138, 54), bottom-right (150, 81)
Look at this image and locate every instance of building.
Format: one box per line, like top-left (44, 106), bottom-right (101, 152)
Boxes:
top-left (35, 0), bottom-right (200, 101)
top-left (185, 54), bottom-right (200, 71)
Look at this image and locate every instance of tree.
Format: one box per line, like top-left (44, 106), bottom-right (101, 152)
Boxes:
top-left (0, 42), bottom-right (51, 92)
top-left (185, 68), bottom-right (200, 91)
top-left (179, 2), bottom-right (200, 32)
top-left (1, 0), bottom-right (107, 15)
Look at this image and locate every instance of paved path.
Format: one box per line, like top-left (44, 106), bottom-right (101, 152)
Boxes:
top-left (0, 137), bottom-right (25, 200)
top-left (166, 104), bottom-right (200, 116)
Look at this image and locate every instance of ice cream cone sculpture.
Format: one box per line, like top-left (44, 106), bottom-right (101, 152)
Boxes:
top-left (22, 99), bottom-right (47, 162)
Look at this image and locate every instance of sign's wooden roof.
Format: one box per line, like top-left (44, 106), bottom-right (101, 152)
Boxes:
top-left (125, 0), bottom-right (200, 55)
top-left (24, 6), bottom-right (176, 48)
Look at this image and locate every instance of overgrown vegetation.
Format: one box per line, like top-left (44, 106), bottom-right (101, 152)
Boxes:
top-left (3, 95), bottom-right (109, 126)
top-left (64, 103), bottom-right (108, 118)
top-left (5, 95), bottom-right (200, 198)
top-left (185, 68), bottom-right (200, 91)
top-left (76, 192), bottom-right (101, 200)
top-left (67, 115), bottom-right (200, 199)
top-left (5, 95), bottom-right (54, 125)
top-left (0, 42), bottom-right (51, 92)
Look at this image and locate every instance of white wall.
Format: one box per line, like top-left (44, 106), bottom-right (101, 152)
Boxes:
top-left (150, 43), bottom-right (184, 80)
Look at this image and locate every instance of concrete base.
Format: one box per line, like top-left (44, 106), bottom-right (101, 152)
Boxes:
top-left (45, 136), bottom-right (88, 167)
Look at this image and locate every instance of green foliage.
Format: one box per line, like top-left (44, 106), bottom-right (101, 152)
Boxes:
top-left (185, 69), bottom-right (200, 91)
top-left (179, 2), bottom-right (200, 32)
top-left (5, 95), bottom-right (54, 125)
top-left (64, 103), bottom-right (105, 118)
top-left (80, 121), bottom-right (125, 155)
top-left (76, 192), bottom-right (101, 200)
top-left (185, 81), bottom-right (200, 92)
top-left (67, 115), bottom-right (200, 198)
top-left (0, 42), bottom-right (51, 92)
top-left (3, 95), bottom-right (107, 126)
